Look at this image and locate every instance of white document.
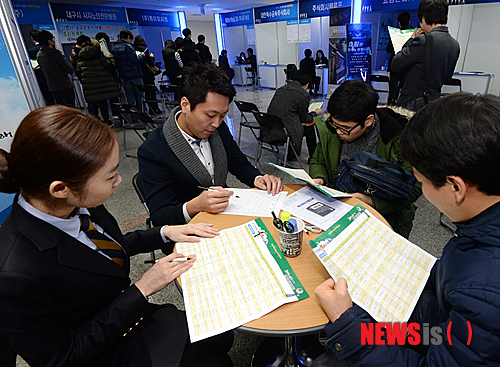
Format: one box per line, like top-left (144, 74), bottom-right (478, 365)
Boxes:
top-left (178, 220), bottom-right (300, 342)
top-left (219, 189), bottom-right (288, 217)
top-left (388, 26), bottom-right (415, 54)
top-left (310, 206), bottom-right (436, 323)
top-left (98, 38), bottom-right (111, 58)
top-left (267, 163), bottom-right (352, 198)
top-left (308, 101), bottom-right (324, 113)
top-left (282, 186), bottom-right (352, 231)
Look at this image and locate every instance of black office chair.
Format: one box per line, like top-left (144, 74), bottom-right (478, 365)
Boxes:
top-left (113, 103), bottom-right (157, 158)
top-left (0, 333), bottom-right (16, 367)
top-left (245, 67), bottom-right (261, 91)
top-left (441, 78), bottom-right (462, 96)
top-left (284, 64), bottom-right (298, 83)
top-left (369, 74), bottom-right (390, 104)
top-left (234, 100), bottom-right (260, 146)
top-left (131, 173), bottom-right (156, 263)
top-left (252, 111), bottom-right (303, 169)
top-left (137, 84), bottom-right (165, 122)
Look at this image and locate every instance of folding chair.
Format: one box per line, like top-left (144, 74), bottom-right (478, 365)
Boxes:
top-left (252, 111), bottom-right (303, 169)
top-left (132, 173), bottom-right (156, 263)
top-left (370, 74), bottom-right (390, 105)
top-left (159, 85), bottom-right (180, 112)
top-left (113, 103), bottom-right (157, 158)
top-left (137, 84), bottom-right (165, 123)
top-left (441, 78), bottom-right (462, 96)
top-left (245, 67), bottom-right (262, 91)
top-left (234, 100), bottom-right (260, 145)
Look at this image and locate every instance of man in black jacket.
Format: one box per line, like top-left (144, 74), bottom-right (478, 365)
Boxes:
top-left (299, 49), bottom-right (316, 96)
top-left (195, 35), bottom-right (213, 63)
top-left (27, 29), bottom-right (54, 105)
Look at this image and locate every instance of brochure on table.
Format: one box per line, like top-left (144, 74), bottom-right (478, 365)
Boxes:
top-left (267, 163), bottom-right (352, 198)
top-left (309, 205), bottom-right (436, 323)
top-left (219, 188), bottom-right (288, 217)
top-left (178, 218), bottom-right (308, 342)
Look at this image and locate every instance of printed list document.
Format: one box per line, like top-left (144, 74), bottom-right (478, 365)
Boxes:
top-left (309, 205), bottom-right (436, 323)
top-left (282, 186), bottom-right (352, 231)
top-left (177, 218), bottom-right (308, 342)
top-left (219, 188), bottom-right (288, 217)
top-left (388, 26), bottom-right (415, 54)
top-left (267, 163), bottom-right (352, 198)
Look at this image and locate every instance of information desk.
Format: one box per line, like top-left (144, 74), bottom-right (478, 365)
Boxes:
top-left (188, 184), bottom-right (389, 366)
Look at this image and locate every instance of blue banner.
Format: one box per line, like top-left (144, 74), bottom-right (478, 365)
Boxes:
top-left (12, 1), bottom-right (53, 25)
top-left (50, 3), bottom-right (127, 23)
top-left (222, 9), bottom-right (254, 27)
top-left (362, 0), bottom-right (419, 13)
top-left (346, 23), bottom-right (372, 80)
top-left (299, 0), bottom-right (352, 19)
top-left (126, 8), bottom-right (180, 29)
top-left (254, 2), bottom-right (298, 24)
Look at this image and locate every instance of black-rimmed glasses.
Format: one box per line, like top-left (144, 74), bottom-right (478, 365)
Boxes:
top-left (326, 115), bottom-right (360, 135)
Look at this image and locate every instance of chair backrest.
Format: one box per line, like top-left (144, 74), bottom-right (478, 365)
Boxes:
top-left (132, 173), bottom-right (150, 215)
top-left (0, 333), bottom-right (16, 367)
top-left (369, 74), bottom-right (390, 104)
top-left (252, 112), bottom-right (288, 145)
top-left (441, 78), bottom-right (462, 96)
top-left (235, 100), bottom-right (259, 114)
top-left (113, 103), bottom-right (155, 125)
top-left (244, 67), bottom-right (255, 75)
top-left (138, 84), bottom-right (159, 94)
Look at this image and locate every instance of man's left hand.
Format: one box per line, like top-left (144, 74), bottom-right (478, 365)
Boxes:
top-left (315, 278), bottom-right (353, 323)
top-left (254, 175), bottom-right (283, 195)
top-left (348, 192), bottom-right (373, 207)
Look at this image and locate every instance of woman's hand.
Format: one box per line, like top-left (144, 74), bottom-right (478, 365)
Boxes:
top-left (135, 253), bottom-right (196, 297)
top-left (162, 223), bottom-right (219, 243)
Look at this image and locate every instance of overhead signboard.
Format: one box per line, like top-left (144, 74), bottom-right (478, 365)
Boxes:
top-left (12, 1), bottom-right (53, 25)
top-left (221, 9), bottom-right (254, 27)
top-left (299, 0), bottom-right (352, 19)
top-left (126, 8), bottom-right (180, 29)
top-left (254, 2), bottom-right (298, 24)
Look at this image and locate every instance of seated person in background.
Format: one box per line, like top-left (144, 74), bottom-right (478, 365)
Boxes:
top-left (138, 62), bottom-right (282, 226)
top-left (299, 48), bottom-right (316, 96)
top-left (309, 80), bottom-right (421, 238)
top-left (238, 51), bottom-right (247, 63)
top-left (314, 49), bottom-right (328, 66)
top-left (314, 92), bottom-right (500, 367)
top-left (267, 70), bottom-right (323, 163)
top-left (0, 105), bottom-right (233, 367)
top-left (245, 48), bottom-right (257, 73)
top-left (218, 50), bottom-right (234, 80)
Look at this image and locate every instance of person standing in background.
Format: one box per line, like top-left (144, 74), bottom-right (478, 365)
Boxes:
top-left (182, 28), bottom-right (192, 40)
top-left (133, 35), bottom-right (160, 114)
top-left (70, 35), bottom-right (91, 70)
top-left (299, 48), bottom-right (316, 96)
top-left (36, 30), bottom-right (75, 107)
top-left (111, 30), bottom-right (145, 111)
top-left (179, 39), bottom-right (201, 67)
top-left (162, 39), bottom-right (183, 86)
top-left (386, 12), bottom-right (412, 105)
top-left (27, 29), bottom-right (54, 105)
top-left (195, 35), bottom-right (213, 63)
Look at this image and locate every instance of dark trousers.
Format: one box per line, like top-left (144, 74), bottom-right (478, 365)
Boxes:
top-left (388, 71), bottom-right (405, 105)
top-left (108, 97), bottom-right (120, 117)
top-left (304, 125), bottom-right (317, 158)
top-left (52, 88), bottom-right (75, 107)
top-left (88, 101), bottom-right (110, 122)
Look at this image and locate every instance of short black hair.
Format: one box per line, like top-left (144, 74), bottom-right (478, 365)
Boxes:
top-left (119, 30), bottom-right (133, 40)
top-left (247, 48), bottom-right (254, 54)
top-left (197, 34), bottom-right (205, 42)
top-left (417, 0), bottom-right (448, 25)
top-left (76, 35), bottom-right (91, 46)
top-left (304, 49), bottom-right (312, 57)
top-left (95, 32), bottom-right (110, 44)
top-left (327, 80), bottom-right (379, 127)
top-left (291, 70), bottom-right (312, 86)
top-left (175, 37), bottom-right (184, 50)
top-left (397, 12), bottom-right (411, 28)
top-left (221, 50), bottom-right (228, 56)
top-left (29, 29), bottom-right (39, 40)
top-left (182, 28), bottom-right (192, 38)
top-left (37, 31), bottom-right (54, 46)
top-left (401, 93), bottom-right (500, 195)
top-left (180, 62), bottom-right (236, 111)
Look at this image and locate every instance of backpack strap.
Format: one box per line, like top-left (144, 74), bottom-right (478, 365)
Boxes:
top-left (423, 32), bottom-right (433, 105)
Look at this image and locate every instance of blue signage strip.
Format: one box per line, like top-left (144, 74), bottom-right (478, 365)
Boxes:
top-left (12, 1), bottom-right (53, 25)
top-left (255, 2), bottom-right (298, 24)
top-left (346, 23), bottom-right (372, 80)
top-left (126, 8), bottom-right (180, 28)
top-left (50, 3), bottom-right (127, 23)
top-left (362, 0), bottom-right (419, 13)
top-left (222, 9), bottom-right (254, 27)
top-left (299, 0), bottom-right (352, 19)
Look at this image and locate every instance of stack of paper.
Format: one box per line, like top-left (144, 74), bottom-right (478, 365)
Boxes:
top-left (309, 205), bottom-right (436, 322)
top-left (309, 101), bottom-right (324, 113)
top-left (388, 26), bottom-right (415, 54)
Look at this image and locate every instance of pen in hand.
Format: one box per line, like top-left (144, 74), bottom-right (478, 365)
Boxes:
top-left (197, 186), bottom-right (239, 198)
top-left (171, 257), bottom-right (192, 262)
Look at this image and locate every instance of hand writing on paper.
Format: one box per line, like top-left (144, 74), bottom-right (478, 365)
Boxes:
top-left (187, 186), bottom-right (233, 216)
top-left (348, 192), bottom-right (374, 207)
top-left (315, 278), bottom-right (353, 323)
top-left (162, 223), bottom-right (219, 242)
top-left (254, 174), bottom-right (283, 195)
top-left (135, 253), bottom-right (196, 297)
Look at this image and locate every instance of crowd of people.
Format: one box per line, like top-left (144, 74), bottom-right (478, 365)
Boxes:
top-left (2, 0), bottom-right (497, 366)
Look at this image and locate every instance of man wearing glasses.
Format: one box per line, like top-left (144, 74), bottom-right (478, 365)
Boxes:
top-left (309, 80), bottom-right (421, 238)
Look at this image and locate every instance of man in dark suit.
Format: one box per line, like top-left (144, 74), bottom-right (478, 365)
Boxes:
top-left (138, 62), bottom-right (282, 226)
top-left (195, 34), bottom-right (213, 63)
top-left (27, 29), bottom-right (55, 105)
top-left (392, 0), bottom-right (460, 111)
top-left (299, 49), bottom-right (316, 96)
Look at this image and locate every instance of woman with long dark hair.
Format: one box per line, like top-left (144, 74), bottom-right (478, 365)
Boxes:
top-left (0, 106), bottom-right (233, 367)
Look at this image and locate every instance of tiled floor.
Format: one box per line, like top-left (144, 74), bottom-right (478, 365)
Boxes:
top-left (17, 86), bottom-right (453, 367)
